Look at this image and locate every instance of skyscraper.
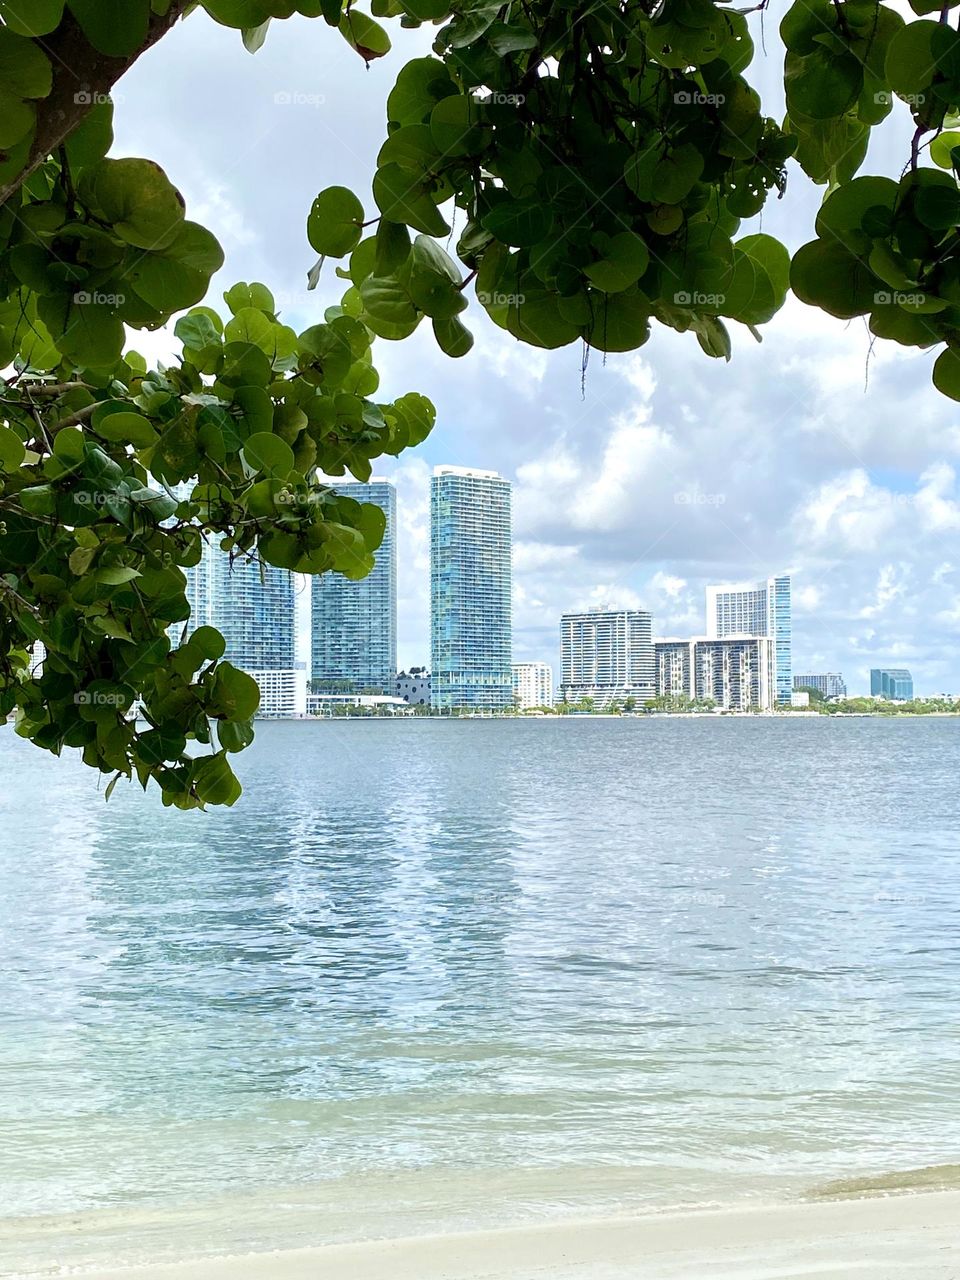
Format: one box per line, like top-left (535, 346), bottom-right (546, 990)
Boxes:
top-left (430, 466), bottom-right (512, 711)
top-left (310, 479), bottom-right (397, 694)
top-left (185, 547), bottom-right (295, 670)
top-left (560, 608), bottom-right (654, 706)
top-left (181, 543), bottom-right (300, 714)
top-left (871, 668), bottom-right (914, 700)
top-left (706, 575), bottom-right (792, 705)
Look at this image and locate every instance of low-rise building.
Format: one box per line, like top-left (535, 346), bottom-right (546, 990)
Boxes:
top-left (249, 668), bottom-right (307, 718)
top-left (396, 667), bottom-right (431, 706)
top-left (512, 661), bottom-right (554, 708)
top-left (870, 667), bottom-right (914, 700)
top-left (794, 672), bottom-right (846, 698)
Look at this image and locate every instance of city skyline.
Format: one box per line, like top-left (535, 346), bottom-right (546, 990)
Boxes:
top-left (225, 474), bottom-right (922, 701)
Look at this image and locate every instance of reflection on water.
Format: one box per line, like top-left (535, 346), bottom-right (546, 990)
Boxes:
top-left (2, 718), bottom-right (960, 1269)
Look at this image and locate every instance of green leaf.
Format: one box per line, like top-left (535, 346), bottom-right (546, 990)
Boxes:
top-left (373, 163), bottom-right (449, 236)
top-left (242, 431), bottom-right (295, 476)
top-left (0, 426), bottom-right (25, 471)
top-left (432, 312), bottom-right (473, 356)
top-left (210, 661), bottom-right (262, 720)
top-left (78, 158), bottom-right (185, 251)
top-left (0, 0), bottom-right (65, 35)
top-left (339, 8), bottom-right (391, 62)
top-left (188, 625), bottom-right (227, 661)
top-left (93, 410), bottom-right (159, 447)
top-left (933, 346), bottom-right (960, 399)
top-left (0, 27), bottom-right (53, 98)
top-left (66, 0), bottom-right (151, 56)
top-left (308, 186), bottom-right (365, 257)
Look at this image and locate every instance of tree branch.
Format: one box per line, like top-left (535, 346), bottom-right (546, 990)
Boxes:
top-left (0, 2), bottom-right (191, 209)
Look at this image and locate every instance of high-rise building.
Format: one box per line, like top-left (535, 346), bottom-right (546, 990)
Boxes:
top-left (794, 672), bottom-right (846, 699)
top-left (706, 575), bottom-right (791, 705)
top-left (430, 466), bottom-right (512, 711)
top-left (561, 608), bottom-right (654, 707)
top-left (512, 661), bottom-right (554, 708)
top-left (693, 636), bottom-right (771, 711)
top-left (654, 638), bottom-right (693, 701)
top-left (871, 667), bottom-right (914, 700)
top-left (655, 636), bottom-right (773, 710)
top-left (310, 479), bottom-right (397, 695)
top-left (181, 544), bottom-right (300, 715)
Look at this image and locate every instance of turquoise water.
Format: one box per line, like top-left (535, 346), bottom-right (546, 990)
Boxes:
top-left (2, 718), bottom-right (960, 1273)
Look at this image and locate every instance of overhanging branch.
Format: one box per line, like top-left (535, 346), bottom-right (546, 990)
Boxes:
top-left (0, 2), bottom-right (191, 209)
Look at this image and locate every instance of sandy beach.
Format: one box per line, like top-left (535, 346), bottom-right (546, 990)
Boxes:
top-left (68, 1191), bottom-right (960, 1280)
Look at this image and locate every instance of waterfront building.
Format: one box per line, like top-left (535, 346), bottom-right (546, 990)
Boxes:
top-left (655, 636), bottom-right (773, 710)
top-left (694, 636), bottom-right (772, 711)
top-left (311, 479), bottom-right (397, 695)
top-left (181, 543), bottom-right (299, 713)
top-left (706, 575), bottom-right (791, 705)
top-left (654, 638), bottom-right (693, 701)
top-left (871, 667), bottom-right (914, 700)
top-left (430, 466), bottom-right (512, 711)
top-left (794, 672), bottom-right (847, 699)
top-left (184, 546), bottom-right (295, 671)
top-left (512, 661), bottom-right (554, 708)
top-left (561, 608), bottom-right (654, 707)
top-left (396, 668), bottom-right (431, 706)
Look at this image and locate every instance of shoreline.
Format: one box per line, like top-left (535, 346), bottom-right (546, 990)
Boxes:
top-left (30, 1189), bottom-right (960, 1279)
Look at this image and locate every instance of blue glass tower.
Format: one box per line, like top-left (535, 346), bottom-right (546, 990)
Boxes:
top-left (871, 668), bottom-right (914, 700)
top-left (430, 466), bottom-right (512, 711)
top-left (768, 574), bottom-right (792, 707)
top-left (183, 547), bottom-right (295, 670)
top-left (310, 480), bottom-right (397, 694)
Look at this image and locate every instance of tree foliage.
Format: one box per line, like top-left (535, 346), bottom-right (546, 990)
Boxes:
top-left (0, 0), bottom-right (956, 804)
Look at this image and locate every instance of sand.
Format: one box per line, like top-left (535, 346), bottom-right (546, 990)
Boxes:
top-left (69, 1190), bottom-right (960, 1280)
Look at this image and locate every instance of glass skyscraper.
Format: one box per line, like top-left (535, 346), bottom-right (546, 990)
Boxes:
top-left (430, 466), bottom-right (512, 711)
top-left (310, 479), bottom-right (397, 694)
top-left (183, 546), bottom-right (296, 670)
top-left (706, 574), bottom-right (792, 705)
top-left (871, 667), bottom-right (914, 700)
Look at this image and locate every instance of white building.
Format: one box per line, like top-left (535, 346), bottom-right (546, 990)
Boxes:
top-left (654, 636), bottom-right (773, 711)
top-left (512, 661), bottom-right (554, 708)
top-left (560, 608), bottom-right (654, 707)
top-left (248, 668), bottom-right (307, 718)
top-left (307, 692), bottom-right (409, 716)
top-left (706, 575), bottom-right (791, 705)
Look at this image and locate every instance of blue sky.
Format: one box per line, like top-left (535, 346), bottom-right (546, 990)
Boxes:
top-left (115, 11), bottom-right (960, 694)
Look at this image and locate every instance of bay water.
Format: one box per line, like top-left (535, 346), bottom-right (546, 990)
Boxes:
top-left (1, 717), bottom-right (959, 1274)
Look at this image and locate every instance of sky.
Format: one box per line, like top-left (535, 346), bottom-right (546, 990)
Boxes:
top-left (112, 10), bottom-right (960, 695)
